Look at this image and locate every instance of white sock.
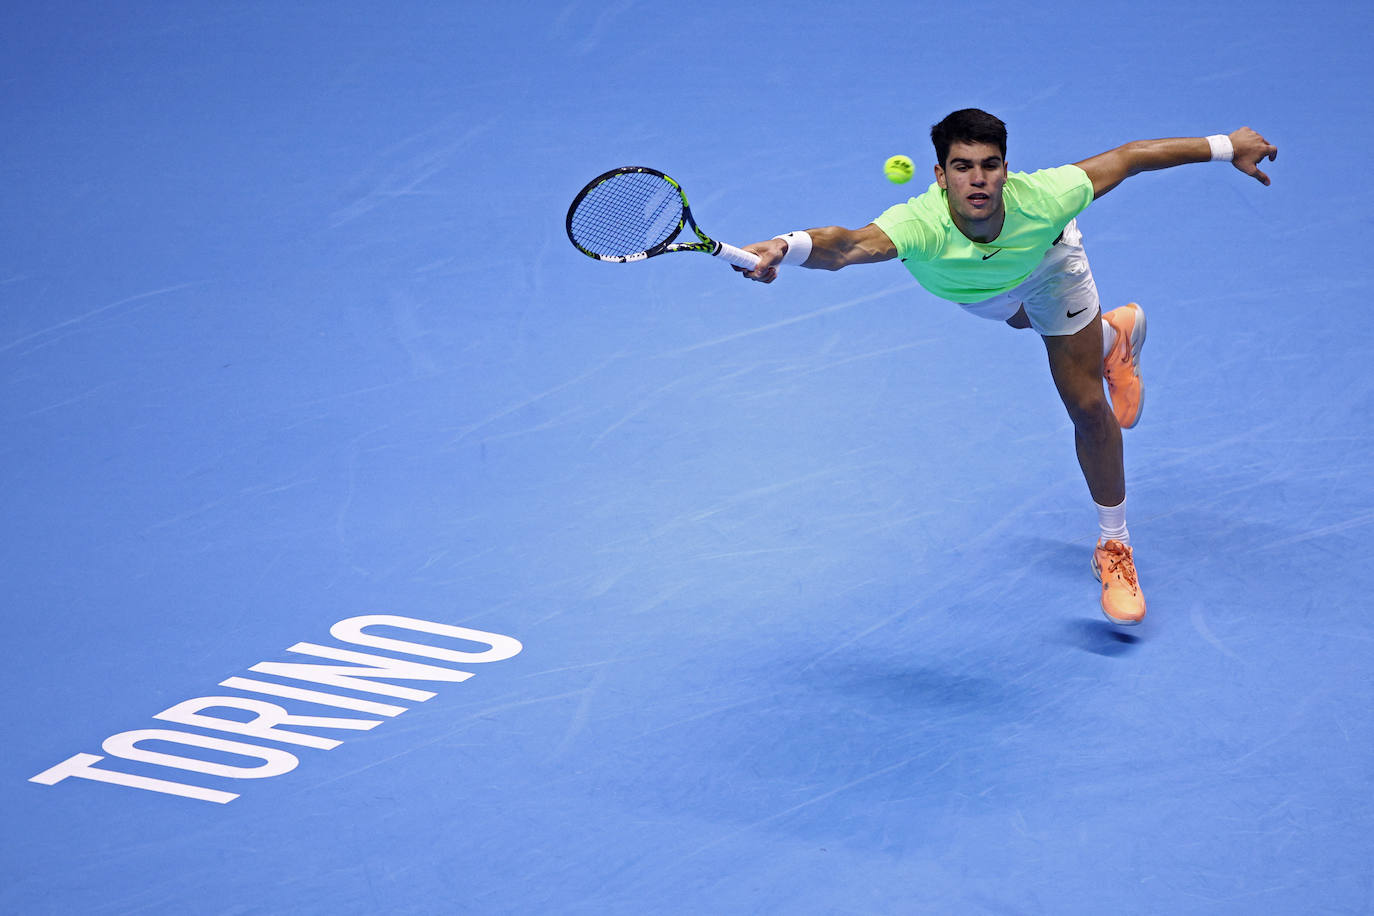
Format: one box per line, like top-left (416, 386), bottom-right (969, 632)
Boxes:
top-left (1100, 317), bottom-right (1117, 360)
top-left (1096, 497), bottom-right (1129, 546)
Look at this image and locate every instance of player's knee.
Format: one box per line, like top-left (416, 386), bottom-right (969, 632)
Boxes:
top-left (1065, 391), bottom-right (1115, 437)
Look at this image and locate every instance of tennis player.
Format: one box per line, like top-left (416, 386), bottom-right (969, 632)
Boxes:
top-left (740, 110), bottom-right (1277, 625)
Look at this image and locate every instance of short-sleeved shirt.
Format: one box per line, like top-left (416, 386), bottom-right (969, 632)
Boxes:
top-left (873, 164), bottom-right (1094, 303)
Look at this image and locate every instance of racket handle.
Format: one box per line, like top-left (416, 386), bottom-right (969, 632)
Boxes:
top-left (713, 241), bottom-right (761, 271)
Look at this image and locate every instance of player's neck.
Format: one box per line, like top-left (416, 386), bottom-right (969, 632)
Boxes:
top-left (950, 206), bottom-right (1005, 244)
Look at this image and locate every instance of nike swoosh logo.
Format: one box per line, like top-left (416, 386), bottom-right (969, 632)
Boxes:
top-left (981, 250), bottom-right (1000, 260)
top-left (1067, 307), bottom-right (1088, 318)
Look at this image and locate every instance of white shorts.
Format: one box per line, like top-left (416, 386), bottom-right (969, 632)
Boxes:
top-left (956, 219), bottom-right (1100, 337)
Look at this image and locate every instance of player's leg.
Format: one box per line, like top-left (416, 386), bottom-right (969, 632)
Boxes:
top-left (1042, 325), bottom-right (1146, 625)
top-left (1018, 299), bottom-right (1146, 431)
top-left (1042, 321), bottom-right (1122, 507)
top-left (1013, 222), bottom-right (1146, 624)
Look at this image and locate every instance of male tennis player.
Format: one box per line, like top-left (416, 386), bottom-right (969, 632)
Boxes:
top-left (740, 110), bottom-right (1277, 625)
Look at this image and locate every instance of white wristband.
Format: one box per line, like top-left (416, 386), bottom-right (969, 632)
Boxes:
top-left (1207, 134), bottom-right (1234, 162)
top-left (772, 231), bottom-right (813, 267)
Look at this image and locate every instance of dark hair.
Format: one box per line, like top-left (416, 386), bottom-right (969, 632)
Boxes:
top-left (930, 109), bottom-right (1007, 167)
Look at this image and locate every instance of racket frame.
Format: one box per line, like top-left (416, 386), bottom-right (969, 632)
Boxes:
top-left (565, 166), bottom-right (759, 269)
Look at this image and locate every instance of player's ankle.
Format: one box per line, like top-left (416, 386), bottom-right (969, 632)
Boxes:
top-left (1095, 498), bottom-right (1128, 546)
top-left (1100, 317), bottom-right (1118, 360)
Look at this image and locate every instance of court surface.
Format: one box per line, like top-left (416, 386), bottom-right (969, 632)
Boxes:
top-left (4, 2), bottom-right (1372, 913)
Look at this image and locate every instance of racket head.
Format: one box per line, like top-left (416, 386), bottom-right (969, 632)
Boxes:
top-left (566, 166), bottom-right (690, 262)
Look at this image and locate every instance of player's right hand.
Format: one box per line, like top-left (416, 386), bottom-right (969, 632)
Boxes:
top-left (735, 239), bottom-right (787, 283)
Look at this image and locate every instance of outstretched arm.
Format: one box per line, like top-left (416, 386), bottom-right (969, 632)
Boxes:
top-left (1074, 127), bottom-right (1278, 199)
top-left (739, 223), bottom-right (896, 284)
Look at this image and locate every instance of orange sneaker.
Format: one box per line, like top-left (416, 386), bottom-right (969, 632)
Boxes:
top-left (1103, 303), bottom-right (1146, 429)
top-left (1092, 539), bottom-right (1146, 625)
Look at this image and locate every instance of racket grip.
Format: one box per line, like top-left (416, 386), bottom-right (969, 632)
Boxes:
top-left (714, 242), bottom-right (761, 271)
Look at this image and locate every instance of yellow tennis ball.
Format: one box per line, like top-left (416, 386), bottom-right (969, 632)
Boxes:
top-left (884, 154), bottom-right (914, 184)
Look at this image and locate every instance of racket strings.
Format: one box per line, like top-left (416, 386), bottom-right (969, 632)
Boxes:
top-left (569, 171), bottom-right (683, 257)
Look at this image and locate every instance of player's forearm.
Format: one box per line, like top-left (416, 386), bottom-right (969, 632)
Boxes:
top-left (797, 226), bottom-right (860, 270)
top-left (791, 225), bottom-right (895, 271)
top-left (756, 228), bottom-right (848, 271)
top-left (742, 222), bottom-right (895, 283)
top-left (1115, 137), bottom-right (1213, 176)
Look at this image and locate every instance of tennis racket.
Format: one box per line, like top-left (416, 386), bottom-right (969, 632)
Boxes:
top-left (566, 166), bottom-right (761, 271)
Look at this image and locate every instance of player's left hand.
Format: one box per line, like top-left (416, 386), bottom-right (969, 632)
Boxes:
top-left (1231, 127), bottom-right (1278, 186)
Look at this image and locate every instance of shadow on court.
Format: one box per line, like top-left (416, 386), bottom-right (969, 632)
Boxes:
top-left (815, 663), bottom-right (1016, 714)
top-left (1062, 619), bottom-right (1142, 657)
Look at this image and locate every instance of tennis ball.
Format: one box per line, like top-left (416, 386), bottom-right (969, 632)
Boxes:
top-left (884, 154), bottom-right (915, 184)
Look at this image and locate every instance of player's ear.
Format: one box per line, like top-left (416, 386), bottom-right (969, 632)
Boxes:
top-left (934, 163), bottom-right (946, 190)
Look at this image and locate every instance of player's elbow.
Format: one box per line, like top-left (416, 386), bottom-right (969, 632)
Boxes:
top-left (1081, 147), bottom-right (1134, 199)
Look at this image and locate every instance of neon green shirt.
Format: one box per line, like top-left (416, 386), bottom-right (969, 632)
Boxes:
top-left (873, 164), bottom-right (1094, 303)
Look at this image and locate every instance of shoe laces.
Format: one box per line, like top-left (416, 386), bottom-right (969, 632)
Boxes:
top-left (1100, 540), bottom-right (1139, 590)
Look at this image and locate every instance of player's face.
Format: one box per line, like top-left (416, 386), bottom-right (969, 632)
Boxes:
top-left (935, 141), bottom-right (1008, 231)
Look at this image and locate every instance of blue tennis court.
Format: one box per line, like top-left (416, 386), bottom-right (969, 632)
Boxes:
top-left (5, 2), bottom-right (1372, 913)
